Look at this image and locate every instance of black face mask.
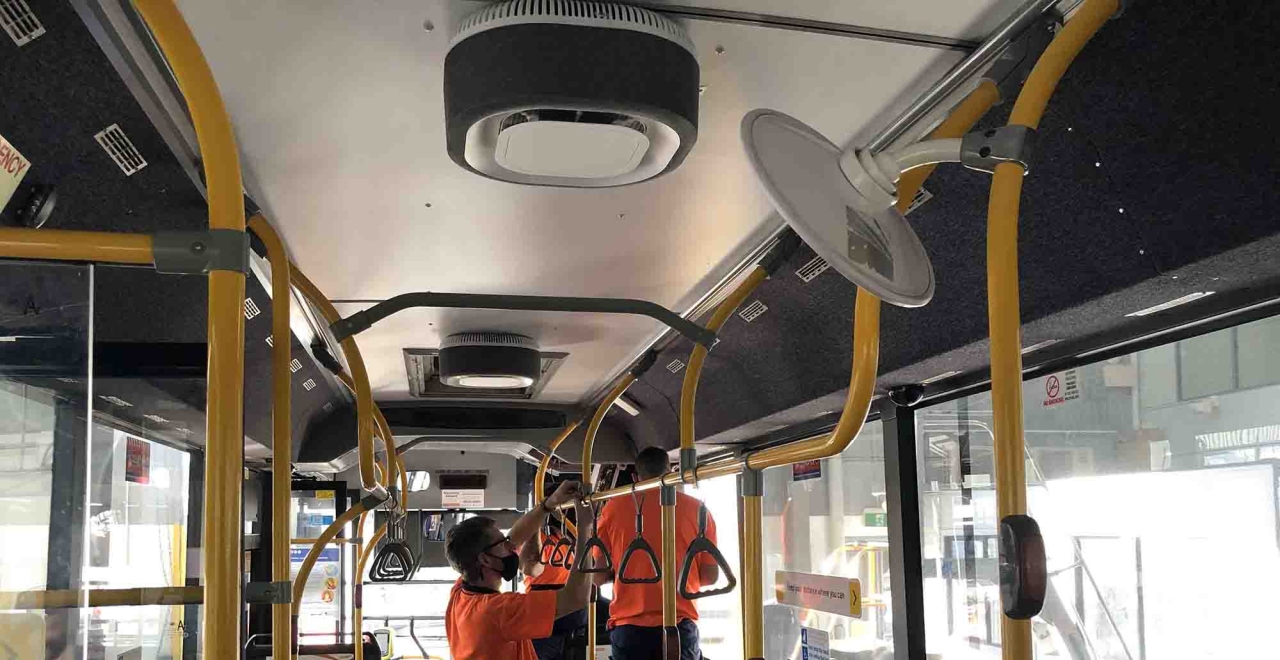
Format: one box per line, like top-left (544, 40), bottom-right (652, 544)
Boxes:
top-left (485, 550), bottom-right (520, 582)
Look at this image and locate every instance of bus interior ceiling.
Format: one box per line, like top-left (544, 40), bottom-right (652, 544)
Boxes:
top-left (2, 0), bottom-right (1278, 470)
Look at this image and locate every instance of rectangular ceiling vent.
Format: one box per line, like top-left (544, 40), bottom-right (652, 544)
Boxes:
top-left (1, 0), bottom-right (45, 47)
top-left (739, 300), bottom-right (768, 323)
top-left (903, 186), bottom-right (933, 215)
top-left (94, 124), bottom-right (148, 176)
top-left (403, 348), bottom-right (568, 400)
top-left (796, 255), bottom-right (830, 283)
top-left (666, 358), bottom-right (685, 374)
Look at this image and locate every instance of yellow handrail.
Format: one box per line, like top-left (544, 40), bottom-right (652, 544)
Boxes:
top-left (289, 265), bottom-right (385, 498)
top-left (247, 214), bottom-right (294, 660)
top-left (534, 419), bottom-right (584, 544)
top-left (130, 2), bottom-right (247, 657)
top-left (0, 228), bottom-right (154, 264)
top-left (987, 1), bottom-right (1118, 656)
top-left (678, 267), bottom-right (770, 466)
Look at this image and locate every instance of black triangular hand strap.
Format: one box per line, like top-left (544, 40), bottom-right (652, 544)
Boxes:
top-left (678, 502), bottom-right (736, 599)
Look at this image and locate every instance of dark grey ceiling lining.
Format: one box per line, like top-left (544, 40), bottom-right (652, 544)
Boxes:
top-left (620, 0), bottom-right (1280, 450)
top-left (8, 0), bottom-right (1280, 464)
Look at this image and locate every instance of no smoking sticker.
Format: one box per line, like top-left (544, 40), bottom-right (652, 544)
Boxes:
top-left (1041, 369), bottom-right (1081, 407)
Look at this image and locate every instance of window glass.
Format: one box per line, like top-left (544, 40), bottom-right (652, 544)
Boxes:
top-left (761, 422), bottom-right (892, 659)
top-left (1237, 315), bottom-right (1280, 388)
top-left (917, 315), bottom-right (1280, 658)
top-left (1177, 329), bottom-right (1234, 399)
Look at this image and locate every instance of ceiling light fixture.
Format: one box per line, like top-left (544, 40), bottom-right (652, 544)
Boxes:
top-left (1125, 292), bottom-right (1215, 317)
top-left (438, 332), bottom-right (542, 389)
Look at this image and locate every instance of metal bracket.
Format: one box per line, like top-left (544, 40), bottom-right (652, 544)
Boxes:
top-left (985, 14), bottom-right (1058, 104)
top-left (660, 484), bottom-right (677, 506)
top-left (961, 126), bottom-right (1037, 174)
top-left (739, 468), bottom-right (763, 498)
top-left (679, 448), bottom-right (699, 483)
top-left (245, 580), bottom-right (292, 605)
top-left (152, 229), bottom-right (249, 274)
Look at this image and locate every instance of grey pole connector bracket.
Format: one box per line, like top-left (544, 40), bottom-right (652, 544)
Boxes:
top-left (245, 580), bottom-right (293, 605)
top-left (739, 468), bottom-right (764, 497)
top-left (961, 126), bottom-right (1037, 174)
top-left (679, 448), bottom-right (699, 483)
top-left (152, 229), bottom-right (249, 274)
top-left (660, 484), bottom-right (677, 506)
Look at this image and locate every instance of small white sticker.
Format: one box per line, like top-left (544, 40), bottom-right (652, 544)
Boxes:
top-left (244, 298), bottom-right (262, 320)
top-left (800, 627), bottom-right (830, 660)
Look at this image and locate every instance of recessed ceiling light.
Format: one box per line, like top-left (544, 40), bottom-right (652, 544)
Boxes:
top-left (439, 333), bottom-right (541, 389)
top-left (921, 370), bottom-right (961, 384)
top-left (1126, 292), bottom-right (1215, 317)
top-left (453, 375), bottom-right (535, 389)
top-left (1021, 339), bottom-right (1058, 354)
top-left (613, 396), bottom-right (641, 417)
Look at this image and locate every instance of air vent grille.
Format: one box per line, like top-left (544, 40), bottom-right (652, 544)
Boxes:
top-left (1, 0), bottom-right (44, 47)
top-left (739, 300), bottom-right (768, 323)
top-left (441, 332), bottom-right (538, 350)
top-left (903, 186), bottom-right (933, 215)
top-left (666, 359), bottom-right (685, 373)
top-left (404, 348), bottom-right (567, 400)
top-left (500, 110), bottom-right (648, 135)
top-left (94, 124), bottom-right (148, 176)
top-left (796, 256), bottom-right (830, 283)
top-left (453, 0), bottom-right (694, 54)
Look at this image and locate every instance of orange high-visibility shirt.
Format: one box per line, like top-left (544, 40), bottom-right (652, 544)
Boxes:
top-left (523, 533), bottom-right (571, 591)
top-left (444, 579), bottom-right (556, 660)
top-left (596, 489), bottom-right (717, 628)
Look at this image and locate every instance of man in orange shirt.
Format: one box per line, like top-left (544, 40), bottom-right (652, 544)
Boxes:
top-left (594, 447), bottom-right (720, 660)
top-left (444, 480), bottom-right (593, 660)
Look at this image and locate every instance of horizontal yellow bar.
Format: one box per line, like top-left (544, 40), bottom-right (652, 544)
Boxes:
top-left (0, 227), bottom-right (153, 265)
top-left (0, 586), bottom-right (202, 611)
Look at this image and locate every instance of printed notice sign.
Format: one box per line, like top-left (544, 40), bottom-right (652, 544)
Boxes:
top-left (442, 488), bottom-right (485, 509)
top-left (0, 134), bottom-right (31, 211)
top-left (800, 627), bottom-right (830, 660)
top-left (125, 436), bottom-right (151, 484)
top-left (1041, 369), bottom-right (1082, 408)
top-left (792, 459), bottom-right (822, 482)
top-left (776, 570), bottom-right (862, 618)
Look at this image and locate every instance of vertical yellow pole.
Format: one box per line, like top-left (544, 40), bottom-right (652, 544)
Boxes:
top-left (660, 485), bottom-right (680, 660)
top-left (131, 2), bottom-right (247, 658)
top-left (247, 215), bottom-right (294, 660)
top-left (582, 374), bottom-right (634, 660)
top-left (987, 1), bottom-right (1117, 657)
top-left (170, 523), bottom-right (186, 657)
top-left (738, 470), bottom-right (764, 660)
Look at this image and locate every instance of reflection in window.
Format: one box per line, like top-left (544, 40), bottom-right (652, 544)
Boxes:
top-left (761, 423), bottom-right (892, 659)
top-left (916, 314), bottom-right (1280, 658)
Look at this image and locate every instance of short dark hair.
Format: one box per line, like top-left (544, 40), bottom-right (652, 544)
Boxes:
top-left (445, 515), bottom-right (498, 580)
top-left (634, 446), bottom-right (671, 480)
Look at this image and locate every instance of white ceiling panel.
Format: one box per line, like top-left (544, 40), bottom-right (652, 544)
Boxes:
top-left (173, 1), bottom-right (974, 403)
top-left (645, 0), bottom-right (1029, 41)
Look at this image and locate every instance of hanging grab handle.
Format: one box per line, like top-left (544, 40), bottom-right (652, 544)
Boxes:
top-left (549, 514), bottom-right (574, 568)
top-left (678, 502), bottom-right (737, 599)
top-left (618, 486), bottom-right (661, 585)
top-left (537, 521), bottom-right (557, 566)
top-left (575, 501), bottom-right (613, 574)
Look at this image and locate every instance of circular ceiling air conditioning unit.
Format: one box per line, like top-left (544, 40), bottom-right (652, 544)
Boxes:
top-left (438, 332), bottom-right (542, 389)
top-left (444, 0), bottom-right (699, 188)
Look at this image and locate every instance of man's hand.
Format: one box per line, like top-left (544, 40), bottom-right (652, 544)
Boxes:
top-left (546, 480), bottom-right (583, 508)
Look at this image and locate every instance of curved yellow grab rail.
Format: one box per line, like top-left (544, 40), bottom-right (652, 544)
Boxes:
top-left (131, 2), bottom-right (247, 657)
top-left (246, 215), bottom-right (295, 660)
top-left (534, 419), bottom-right (584, 544)
top-left (987, 0), bottom-right (1118, 656)
top-left (289, 265), bottom-right (384, 497)
top-left (678, 267), bottom-right (769, 475)
top-left (581, 375), bottom-right (636, 489)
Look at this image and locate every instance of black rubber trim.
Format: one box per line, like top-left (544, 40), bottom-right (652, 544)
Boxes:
top-left (438, 343), bottom-right (541, 384)
top-left (444, 23), bottom-right (699, 187)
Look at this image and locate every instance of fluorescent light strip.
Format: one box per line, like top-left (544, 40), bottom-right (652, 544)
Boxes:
top-left (1021, 339), bottom-right (1059, 354)
top-left (1126, 292), bottom-right (1215, 317)
top-left (921, 370), bottom-right (962, 384)
top-left (613, 395), bottom-right (641, 417)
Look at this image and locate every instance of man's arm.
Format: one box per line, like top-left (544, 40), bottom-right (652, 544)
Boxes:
top-left (510, 481), bottom-right (580, 548)
top-left (519, 538), bottom-right (544, 579)
top-left (555, 499), bottom-right (595, 618)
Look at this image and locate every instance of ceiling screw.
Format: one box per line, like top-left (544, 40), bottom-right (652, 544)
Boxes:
top-left (714, 45), bottom-right (726, 55)
top-left (1139, 249), bottom-right (1145, 255)
top-left (425, 202), bottom-right (432, 208)
top-left (423, 20), bottom-right (435, 33)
